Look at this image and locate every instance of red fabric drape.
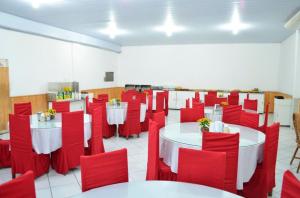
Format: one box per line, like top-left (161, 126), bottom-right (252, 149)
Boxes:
top-left (0, 170), bottom-right (36, 198)
top-left (51, 111), bottom-right (84, 174)
top-left (281, 170), bottom-right (300, 198)
top-left (240, 110), bottom-right (259, 130)
top-left (80, 148), bottom-right (128, 192)
top-left (119, 101), bottom-right (141, 138)
top-left (202, 132), bottom-right (240, 193)
top-left (52, 101), bottom-right (70, 113)
top-left (14, 102), bottom-right (32, 115)
top-left (177, 148), bottom-right (226, 190)
top-left (222, 105), bottom-right (242, 125)
top-left (0, 139), bottom-right (11, 167)
top-left (9, 114), bottom-right (50, 178)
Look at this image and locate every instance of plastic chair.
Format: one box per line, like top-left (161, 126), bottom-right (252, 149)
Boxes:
top-left (152, 111), bottom-right (166, 129)
top-left (119, 101), bottom-right (141, 139)
top-left (9, 114), bottom-right (50, 178)
top-left (243, 123), bottom-right (280, 198)
top-left (51, 111), bottom-right (84, 174)
top-left (52, 101), bottom-right (70, 113)
top-left (0, 170), bottom-right (36, 198)
top-left (80, 148), bottom-right (128, 192)
top-left (0, 139), bottom-right (11, 168)
top-left (177, 148), bottom-right (226, 190)
top-left (14, 102), bottom-right (32, 115)
top-left (222, 105), bottom-right (242, 125)
top-left (180, 105), bottom-right (205, 123)
top-left (240, 110), bottom-right (259, 130)
top-left (205, 94), bottom-right (216, 107)
top-left (202, 132), bottom-right (240, 193)
top-left (281, 170), bottom-right (300, 198)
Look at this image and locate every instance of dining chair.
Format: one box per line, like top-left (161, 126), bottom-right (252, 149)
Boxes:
top-left (0, 139), bottom-right (11, 168)
top-left (9, 114), bottom-right (50, 178)
top-left (228, 93), bottom-right (239, 105)
top-left (80, 148), bottom-right (128, 192)
top-left (141, 94), bottom-right (153, 132)
top-left (152, 111), bottom-right (166, 129)
top-left (202, 132), bottom-right (240, 194)
top-left (222, 105), bottom-right (242, 125)
top-left (180, 105), bottom-right (205, 123)
top-left (119, 101), bottom-right (141, 139)
top-left (85, 107), bottom-right (105, 155)
top-left (51, 111), bottom-right (84, 174)
top-left (280, 170), bottom-right (300, 198)
top-left (243, 123), bottom-right (280, 198)
top-left (97, 94), bottom-right (109, 102)
top-left (92, 98), bottom-right (106, 106)
top-left (0, 170), bottom-right (36, 198)
top-left (52, 101), bottom-right (70, 113)
top-left (204, 94), bottom-right (216, 107)
top-left (177, 148), bottom-right (226, 190)
top-left (290, 113), bottom-right (300, 173)
top-left (155, 92), bottom-right (165, 113)
top-left (146, 119), bottom-right (176, 181)
top-left (216, 97), bottom-right (228, 105)
top-left (208, 90), bottom-right (217, 97)
top-left (244, 94), bottom-right (258, 112)
top-left (14, 102), bottom-right (32, 115)
top-left (195, 91), bottom-right (200, 100)
top-left (240, 110), bottom-right (259, 130)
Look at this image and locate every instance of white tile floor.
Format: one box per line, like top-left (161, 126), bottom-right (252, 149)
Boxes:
top-left (0, 110), bottom-right (300, 198)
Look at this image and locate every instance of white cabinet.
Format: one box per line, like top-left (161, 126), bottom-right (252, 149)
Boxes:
top-left (274, 98), bottom-right (292, 126)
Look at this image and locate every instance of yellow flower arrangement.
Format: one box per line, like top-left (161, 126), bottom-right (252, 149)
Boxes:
top-left (197, 117), bottom-right (211, 131)
top-left (63, 87), bottom-right (72, 92)
top-left (46, 108), bottom-right (56, 120)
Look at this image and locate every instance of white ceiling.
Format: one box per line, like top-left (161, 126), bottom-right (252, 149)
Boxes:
top-left (0, 0), bottom-right (299, 46)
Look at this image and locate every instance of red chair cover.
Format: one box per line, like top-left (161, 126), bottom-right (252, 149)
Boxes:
top-left (14, 102), bottom-right (32, 115)
top-left (230, 91), bottom-right (239, 96)
top-left (163, 90), bottom-right (169, 116)
top-left (0, 139), bottom-right (11, 167)
top-left (177, 148), bottom-right (226, 190)
top-left (205, 94), bottom-right (216, 107)
top-left (216, 97), bottom-right (228, 105)
top-left (141, 94), bottom-right (153, 132)
top-left (186, 98), bottom-right (190, 108)
top-left (97, 94), bottom-right (109, 102)
top-left (52, 101), bottom-right (70, 113)
top-left (119, 101), bottom-right (141, 138)
top-left (281, 170), bottom-right (300, 198)
top-left (258, 104), bottom-right (269, 133)
top-left (85, 107), bottom-right (105, 155)
top-left (86, 102), bottom-right (100, 114)
top-left (93, 98), bottom-right (106, 106)
top-left (243, 123), bottom-right (280, 198)
top-left (51, 111), bottom-right (84, 174)
top-left (240, 110), bottom-right (259, 129)
top-left (80, 148), bottom-right (128, 192)
top-left (152, 111), bottom-right (165, 129)
top-left (195, 92), bottom-right (200, 100)
top-left (244, 95), bottom-right (258, 111)
top-left (139, 92), bottom-right (147, 104)
top-left (144, 89), bottom-right (153, 96)
top-left (85, 96), bottom-right (89, 113)
top-left (208, 90), bottom-right (217, 97)
top-left (228, 94), bottom-right (239, 105)
top-left (0, 170), bottom-right (36, 198)
top-left (121, 90), bottom-right (139, 102)
top-left (202, 132), bottom-right (240, 193)
top-left (9, 114), bottom-right (50, 178)
top-left (180, 105), bottom-right (205, 123)
top-left (222, 105), bottom-right (242, 125)
top-left (155, 92), bottom-right (165, 113)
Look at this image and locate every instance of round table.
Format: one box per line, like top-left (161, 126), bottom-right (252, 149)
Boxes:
top-left (30, 113), bottom-right (91, 154)
top-left (160, 122), bottom-right (265, 190)
top-left (72, 181), bottom-right (242, 198)
top-left (106, 102), bottom-right (147, 125)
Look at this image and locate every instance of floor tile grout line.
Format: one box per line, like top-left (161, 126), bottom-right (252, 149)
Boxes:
top-left (47, 174), bottom-right (54, 198)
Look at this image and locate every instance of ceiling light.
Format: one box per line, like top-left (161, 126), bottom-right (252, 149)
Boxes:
top-left (220, 5), bottom-right (251, 35)
top-left (99, 16), bottom-right (127, 39)
top-left (23, 0), bottom-right (63, 9)
top-left (154, 12), bottom-right (185, 37)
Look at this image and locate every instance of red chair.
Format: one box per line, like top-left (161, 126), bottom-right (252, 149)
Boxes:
top-left (152, 111), bottom-right (165, 129)
top-left (258, 104), bottom-right (269, 133)
top-left (177, 148), bottom-right (226, 190)
top-left (93, 98), bottom-right (106, 105)
top-left (202, 132), bottom-right (240, 193)
top-left (222, 105), bottom-right (242, 125)
top-left (85, 107), bottom-right (105, 155)
top-left (163, 91), bottom-right (169, 116)
top-left (85, 96), bottom-right (90, 113)
top-left (281, 170), bottom-right (300, 198)
top-left (97, 94), bottom-right (109, 102)
top-left (0, 170), bottom-right (36, 198)
top-left (52, 101), bottom-right (70, 113)
top-left (146, 120), bottom-right (175, 181)
top-left (208, 90), bottom-right (217, 97)
top-left (0, 139), bottom-right (11, 168)
top-left (121, 90), bottom-right (139, 102)
top-left (139, 92), bottom-right (147, 104)
top-left (14, 102), bottom-right (32, 115)
top-left (195, 92), bottom-right (200, 100)
top-left (155, 92), bottom-right (165, 113)
top-left (186, 98), bottom-right (190, 108)
top-left (216, 97), bottom-right (228, 105)
top-left (244, 94), bottom-right (258, 112)
top-left (180, 105), bottom-right (205, 123)
top-left (51, 111), bottom-right (84, 174)
top-left (228, 92), bottom-right (239, 105)
top-left (243, 123), bottom-right (280, 198)
top-left (119, 101), bottom-right (141, 139)
top-left (205, 94), bottom-right (216, 107)
top-left (240, 110), bottom-right (259, 130)
top-left (9, 114), bottom-right (50, 178)
top-left (144, 89), bottom-right (153, 96)
top-left (80, 148), bottom-right (128, 192)
top-left (141, 94), bottom-right (153, 132)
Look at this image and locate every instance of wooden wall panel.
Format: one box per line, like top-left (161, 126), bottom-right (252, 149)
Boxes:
top-left (264, 91), bottom-right (292, 113)
top-left (82, 87), bottom-right (125, 100)
top-left (10, 94), bottom-right (48, 114)
top-left (0, 67), bottom-right (10, 131)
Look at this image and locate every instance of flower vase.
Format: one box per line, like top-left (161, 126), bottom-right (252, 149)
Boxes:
top-left (201, 127), bottom-right (209, 133)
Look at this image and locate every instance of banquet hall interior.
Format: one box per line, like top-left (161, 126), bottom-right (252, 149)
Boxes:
top-left (1, 0), bottom-right (300, 198)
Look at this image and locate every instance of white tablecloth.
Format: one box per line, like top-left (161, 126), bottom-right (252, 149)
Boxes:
top-left (106, 102), bottom-right (147, 125)
top-left (72, 181), bottom-right (242, 198)
top-left (30, 113), bottom-right (91, 154)
top-left (160, 122), bottom-right (265, 190)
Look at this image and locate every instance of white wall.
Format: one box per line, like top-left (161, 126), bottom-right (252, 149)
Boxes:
top-left (118, 44), bottom-right (280, 91)
top-left (0, 28), bottom-right (118, 96)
